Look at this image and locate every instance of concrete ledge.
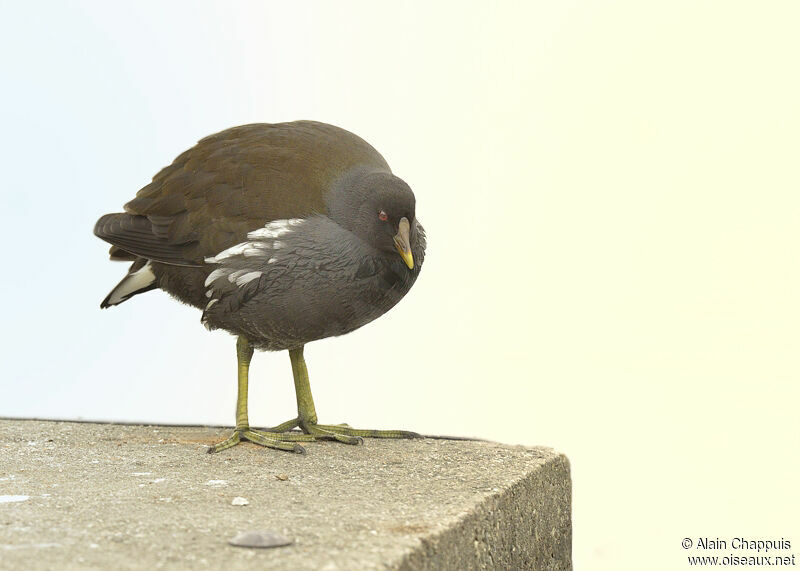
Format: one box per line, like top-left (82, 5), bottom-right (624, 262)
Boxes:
top-left (0, 420), bottom-right (571, 570)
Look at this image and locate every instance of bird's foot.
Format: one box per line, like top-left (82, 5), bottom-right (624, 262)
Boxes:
top-left (207, 427), bottom-right (315, 454)
top-left (266, 418), bottom-right (421, 445)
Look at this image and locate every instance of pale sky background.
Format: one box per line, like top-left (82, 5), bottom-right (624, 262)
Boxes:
top-left (1, 2), bottom-right (798, 569)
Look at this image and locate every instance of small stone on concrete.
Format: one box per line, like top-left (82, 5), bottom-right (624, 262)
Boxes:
top-left (228, 530), bottom-right (293, 549)
top-left (231, 497), bottom-right (249, 506)
top-left (0, 495), bottom-right (29, 504)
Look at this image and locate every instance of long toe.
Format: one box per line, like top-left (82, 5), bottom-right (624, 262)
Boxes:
top-left (296, 422), bottom-right (421, 443)
top-left (303, 424), bottom-right (364, 445)
top-left (314, 424), bottom-right (421, 439)
top-left (207, 428), bottom-right (312, 454)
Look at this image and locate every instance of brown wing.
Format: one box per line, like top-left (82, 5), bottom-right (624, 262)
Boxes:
top-left (95, 121), bottom-right (391, 265)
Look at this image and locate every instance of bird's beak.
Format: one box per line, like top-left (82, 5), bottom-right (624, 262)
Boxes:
top-left (393, 217), bottom-right (414, 270)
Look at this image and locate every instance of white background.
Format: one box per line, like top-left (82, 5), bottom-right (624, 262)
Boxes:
top-left (2, 2), bottom-right (799, 569)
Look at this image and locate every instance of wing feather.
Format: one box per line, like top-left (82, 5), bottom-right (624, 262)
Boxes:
top-left (99, 121), bottom-right (391, 264)
top-left (93, 213), bottom-right (201, 266)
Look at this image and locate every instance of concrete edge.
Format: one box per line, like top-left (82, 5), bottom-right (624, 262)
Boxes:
top-left (395, 452), bottom-right (573, 570)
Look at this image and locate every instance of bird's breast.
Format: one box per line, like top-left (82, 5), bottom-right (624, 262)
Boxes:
top-left (200, 215), bottom-right (423, 350)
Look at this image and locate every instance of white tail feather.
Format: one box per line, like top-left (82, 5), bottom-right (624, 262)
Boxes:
top-left (102, 262), bottom-right (156, 307)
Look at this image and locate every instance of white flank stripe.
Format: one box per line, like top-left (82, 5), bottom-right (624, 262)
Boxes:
top-left (247, 218), bottom-right (304, 240)
top-left (227, 270), bottom-right (246, 283)
top-left (205, 243), bottom-right (246, 263)
top-left (227, 270), bottom-right (261, 285)
top-left (234, 271), bottom-right (262, 286)
top-left (242, 243), bottom-right (269, 256)
top-left (206, 242), bottom-right (270, 263)
top-left (204, 268), bottom-right (229, 287)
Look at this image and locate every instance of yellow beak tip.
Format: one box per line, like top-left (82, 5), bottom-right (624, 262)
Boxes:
top-left (398, 249), bottom-right (414, 270)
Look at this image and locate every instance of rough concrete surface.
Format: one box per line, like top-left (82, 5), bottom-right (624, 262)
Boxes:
top-left (0, 420), bottom-right (571, 570)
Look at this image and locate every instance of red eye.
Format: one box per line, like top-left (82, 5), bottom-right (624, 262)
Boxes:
top-left (378, 211), bottom-right (388, 221)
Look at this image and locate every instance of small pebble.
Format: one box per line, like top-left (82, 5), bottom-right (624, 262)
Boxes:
top-left (231, 497), bottom-right (249, 506)
top-left (229, 530), bottom-right (293, 548)
top-left (275, 474), bottom-right (289, 481)
top-left (0, 495), bottom-right (29, 504)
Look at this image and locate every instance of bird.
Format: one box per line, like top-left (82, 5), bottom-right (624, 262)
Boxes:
top-left (94, 121), bottom-right (426, 454)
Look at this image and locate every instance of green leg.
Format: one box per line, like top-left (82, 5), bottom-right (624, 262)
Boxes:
top-left (265, 345), bottom-right (421, 444)
top-left (207, 336), bottom-right (315, 454)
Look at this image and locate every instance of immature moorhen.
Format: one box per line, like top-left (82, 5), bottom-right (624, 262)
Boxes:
top-left (94, 121), bottom-right (426, 453)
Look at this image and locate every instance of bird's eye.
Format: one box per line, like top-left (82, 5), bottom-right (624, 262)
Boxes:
top-left (378, 211), bottom-right (388, 221)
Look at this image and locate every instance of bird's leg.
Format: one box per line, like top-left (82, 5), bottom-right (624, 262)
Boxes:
top-left (207, 336), bottom-right (314, 454)
top-left (265, 346), bottom-right (420, 444)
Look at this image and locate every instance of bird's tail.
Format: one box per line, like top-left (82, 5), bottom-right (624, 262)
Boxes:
top-left (101, 259), bottom-right (157, 308)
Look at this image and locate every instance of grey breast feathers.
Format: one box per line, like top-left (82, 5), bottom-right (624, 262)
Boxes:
top-left (201, 217), bottom-right (308, 326)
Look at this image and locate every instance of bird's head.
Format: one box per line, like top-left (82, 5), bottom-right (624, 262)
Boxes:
top-left (328, 170), bottom-right (418, 269)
